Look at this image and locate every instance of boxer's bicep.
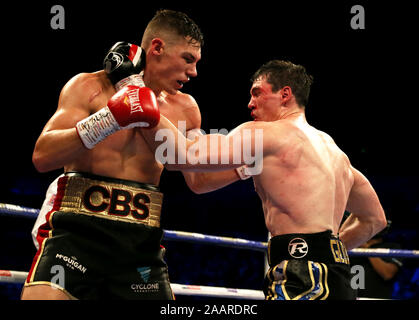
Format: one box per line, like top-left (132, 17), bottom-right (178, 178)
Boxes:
top-left (346, 166), bottom-right (386, 224)
top-left (35, 79), bottom-right (90, 149)
top-left (346, 167), bottom-right (374, 214)
top-left (33, 75), bottom-right (95, 172)
top-left (340, 166), bottom-right (387, 249)
top-left (42, 105), bottom-right (90, 134)
top-left (43, 75), bottom-right (93, 133)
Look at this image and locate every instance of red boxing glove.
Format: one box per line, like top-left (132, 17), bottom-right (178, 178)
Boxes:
top-left (108, 86), bottom-right (159, 129)
top-left (76, 86), bottom-right (159, 149)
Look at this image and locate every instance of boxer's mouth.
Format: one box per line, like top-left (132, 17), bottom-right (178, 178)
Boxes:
top-left (250, 107), bottom-right (257, 118)
top-left (177, 78), bottom-right (189, 86)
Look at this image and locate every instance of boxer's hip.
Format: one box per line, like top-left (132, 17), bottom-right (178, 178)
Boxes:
top-left (35, 171), bottom-right (165, 263)
top-left (25, 172), bottom-right (172, 299)
top-left (265, 230), bottom-right (356, 300)
top-left (267, 230), bottom-right (350, 267)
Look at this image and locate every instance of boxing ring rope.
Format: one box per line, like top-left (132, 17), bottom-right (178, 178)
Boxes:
top-left (1, 203), bottom-right (418, 299)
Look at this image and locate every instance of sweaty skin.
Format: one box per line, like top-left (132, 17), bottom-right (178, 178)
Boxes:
top-left (251, 114), bottom-right (354, 236)
top-left (140, 76), bottom-right (386, 249)
top-left (32, 39), bottom-right (202, 186)
top-left (24, 37), bottom-right (230, 300)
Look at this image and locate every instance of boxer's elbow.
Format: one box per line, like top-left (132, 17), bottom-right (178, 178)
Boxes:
top-left (32, 149), bottom-right (55, 173)
top-left (187, 179), bottom-right (208, 194)
top-left (183, 172), bottom-right (210, 194)
top-left (375, 211), bottom-right (387, 234)
top-left (32, 152), bottom-right (50, 173)
top-left (368, 208), bottom-right (387, 238)
top-left (32, 135), bottom-right (58, 173)
top-left (187, 184), bottom-right (205, 194)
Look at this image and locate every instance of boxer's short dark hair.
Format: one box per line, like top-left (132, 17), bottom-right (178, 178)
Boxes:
top-left (252, 60), bottom-right (313, 107)
top-left (144, 9), bottom-right (204, 47)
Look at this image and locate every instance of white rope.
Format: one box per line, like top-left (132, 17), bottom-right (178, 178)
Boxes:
top-left (1, 203), bottom-right (418, 258)
top-left (0, 270), bottom-right (388, 300)
top-left (170, 283), bottom-right (265, 300)
top-left (0, 270), bottom-right (28, 283)
top-left (0, 270), bottom-right (263, 299)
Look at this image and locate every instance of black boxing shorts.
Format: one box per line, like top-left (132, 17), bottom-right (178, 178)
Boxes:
top-left (264, 230), bottom-right (356, 300)
top-left (24, 172), bottom-right (174, 300)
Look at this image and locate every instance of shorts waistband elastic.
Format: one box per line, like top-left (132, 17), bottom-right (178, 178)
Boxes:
top-left (65, 171), bottom-right (160, 191)
top-left (53, 172), bottom-right (163, 227)
top-left (268, 230), bottom-right (350, 266)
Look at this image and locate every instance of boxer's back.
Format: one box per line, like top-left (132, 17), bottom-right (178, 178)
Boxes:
top-left (254, 116), bottom-right (354, 236)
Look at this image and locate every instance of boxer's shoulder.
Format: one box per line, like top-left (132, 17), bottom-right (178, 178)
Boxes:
top-left (60, 71), bottom-right (111, 109)
top-left (165, 91), bottom-right (199, 110)
top-left (160, 91), bottom-right (201, 130)
top-left (64, 72), bottom-right (102, 92)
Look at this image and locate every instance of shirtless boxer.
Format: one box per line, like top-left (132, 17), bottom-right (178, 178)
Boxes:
top-left (22, 9), bottom-right (239, 300)
top-left (140, 60), bottom-right (387, 299)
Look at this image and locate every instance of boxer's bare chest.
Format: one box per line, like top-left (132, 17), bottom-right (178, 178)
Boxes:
top-left (67, 89), bottom-right (197, 181)
top-left (158, 93), bottom-right (196, 131)
top-left (90, 88), bottom-right (195, 147)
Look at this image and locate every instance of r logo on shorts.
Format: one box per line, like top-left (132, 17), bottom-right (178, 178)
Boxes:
top-left (288, 238), bottom-right (308, 258)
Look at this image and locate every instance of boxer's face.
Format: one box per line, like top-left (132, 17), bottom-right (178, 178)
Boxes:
top-left (248, 76), bottom-right (283, 121)
top-left (147, 37), bottom-right (201, 95)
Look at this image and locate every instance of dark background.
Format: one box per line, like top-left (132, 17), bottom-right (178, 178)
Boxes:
top-left (0, 1), bottom-right (418, 299)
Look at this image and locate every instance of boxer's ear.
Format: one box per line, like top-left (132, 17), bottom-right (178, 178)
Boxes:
top-left (151, 38), bottom-right (164, 55)
top-left (280, 86), bottom-right (293, 103)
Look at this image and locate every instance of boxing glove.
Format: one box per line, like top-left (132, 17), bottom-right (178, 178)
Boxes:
top-left (76, 86), bottom-right (159, 149)
top-left (103, 42), bottom-right (146, 91)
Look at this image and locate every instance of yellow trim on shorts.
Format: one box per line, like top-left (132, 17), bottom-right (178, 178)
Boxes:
top-left (275, 261), bottom-right (288, 300)
top-left (292, 261), bottom-right (317, 300)
top-left (320, 263), bottom-right (330, 300)
top-left (273, 261), bottom-right (330, 300)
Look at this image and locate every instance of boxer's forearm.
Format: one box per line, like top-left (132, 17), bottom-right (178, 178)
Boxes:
top-left (182, 170), bottom-right (240, 194)
top-left (142, 115), bottom-right (242, 171)
top-left (340, 167), bottom-right (387, 250)
top-left (32, 128), bottom-right (86, 172)
top-left (339, 213), bottom-right (386, 250)
top-left (338, 215), bottom-right (375, 250)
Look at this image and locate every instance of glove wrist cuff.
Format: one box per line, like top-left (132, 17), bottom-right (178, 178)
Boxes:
top-left (75, 106), bottom-right (121, 149)
top-left (115, 72), bottom-right (145, 91)
top-left (235, 165), bottom-right (252, 180)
